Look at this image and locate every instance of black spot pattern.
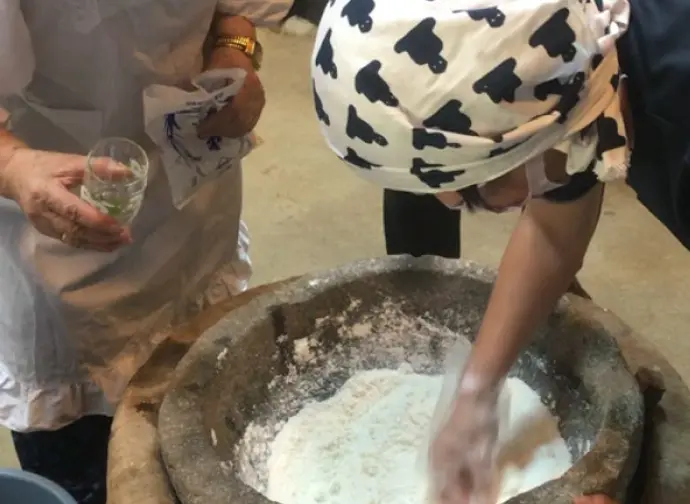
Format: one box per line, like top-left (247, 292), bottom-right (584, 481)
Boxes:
top-left (394, 18), bottom-right (447, 74)
top-left (346, 105), bottom-right (388, 145)
top-left (411, 157), bottom-right (466, 188)
top-left (343, 147), bottom-right (380, 169)
top-left (355, 60), bottom-right (399, 107)
top-left (489, 140), bottom-right (524, 158)
top-left (529, 8), bottom-right (577, 62)
top-left (610, 73), bottom-right (620, 91)
top-left (341, 0), bottom-right (375, 33)
top-left (412, 128), bottom-right (461, 150)
top-left (591, 53), bottom-right (604, 70)
top-left (452, 7), bottom-right (506, 28)
top-left (554, 71), bottom-right (585, 123)
top-left (596, 116), bottom-right (626, 157)
top-left (423, 100), bottom-right (477, 136)
top-left (310, 0), bottom-right (629, 192)
top-left (313, 82), bottom-right (330, 125)
top-left (534, 79), bottom-right (564, 101)
top-left (473, 58), bottom-right (522, 104)
top-left (315, 29), bottom-right (338, 78)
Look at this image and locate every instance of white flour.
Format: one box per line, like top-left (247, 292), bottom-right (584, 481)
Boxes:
top-left (266, 368), bottom-right (573, 504)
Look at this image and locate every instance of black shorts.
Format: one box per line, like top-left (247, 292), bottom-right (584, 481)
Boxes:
top-left (539, 163), bottom-right (599, 203)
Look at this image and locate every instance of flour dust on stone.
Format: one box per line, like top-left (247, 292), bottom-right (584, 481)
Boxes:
top-left (265, 367), bottom-right (573, 504)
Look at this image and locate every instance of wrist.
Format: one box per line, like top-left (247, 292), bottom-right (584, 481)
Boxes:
top-left (458, 371), bottom-right (501, 396)
top-left (457, 349), bottom-right (507, 396)
top-left (0, 130), bottom-right (27, 201)
top-left (450, 370), bottom-right (502, 419)
top-left (206, 15), bottom-right (260, 71)
top-left (209, 45), bottom-right (255, 73)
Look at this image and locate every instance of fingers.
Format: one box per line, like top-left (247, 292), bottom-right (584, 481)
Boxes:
top-left (197, 74), bottom-right (264, 138)
top-left (45, 184), bottom-right (124, 234)
top-left (55, 153), bottom-right (134, 190)
top-left (87, 156), bottom-right (136, 182)
top-left (15, 150), bottom-right (132, 250)
top-left (197, 106), bottom-right (242, 138)
top-left (430, 453), bottom-right (496, 503)
top-left (430, 459), bottom-right (480, 504)
top-left (38, 184), bottom-right (131, 250)
top-left (36, 211), bottom-right (129, 252)
top-left (438, 483), bottom-right (469, 504)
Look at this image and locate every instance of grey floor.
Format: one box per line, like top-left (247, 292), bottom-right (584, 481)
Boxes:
top-left (2, 29), bottom-right (689, 468)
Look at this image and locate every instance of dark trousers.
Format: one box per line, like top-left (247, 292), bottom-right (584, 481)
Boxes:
top-left (382, 190), bottom-right (590, 297)
top-left (383, 190), bottom-right (461, 258)
top-left (11, 415), bottom-right (112, 504)
top-left (285, 0), bottom-right (329, 25)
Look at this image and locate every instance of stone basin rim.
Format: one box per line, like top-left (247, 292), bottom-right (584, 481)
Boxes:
top-left (158, 255), bottom-right (644, 504)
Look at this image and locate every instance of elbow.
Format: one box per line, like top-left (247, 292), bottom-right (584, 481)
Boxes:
top-left (569, 253), bottom-right (585, 277)
top-left (557, 242), bottom-right (588, 283)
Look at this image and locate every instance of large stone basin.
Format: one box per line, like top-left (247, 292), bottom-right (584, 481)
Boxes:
top-left (158, 257), bottom-right (644, 504)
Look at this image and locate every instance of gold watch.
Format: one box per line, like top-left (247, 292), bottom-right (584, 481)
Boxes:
top-left (215, 35), bottom-right (263, 71)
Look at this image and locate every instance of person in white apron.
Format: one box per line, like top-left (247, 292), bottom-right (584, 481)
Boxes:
top-left (0, 1), bottom-right (293, 503)
top-left (312, 1), bottom-right (632, 503)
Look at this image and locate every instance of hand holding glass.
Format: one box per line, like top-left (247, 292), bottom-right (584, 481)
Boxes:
top-left (80, 138), bottom-right (149, 225)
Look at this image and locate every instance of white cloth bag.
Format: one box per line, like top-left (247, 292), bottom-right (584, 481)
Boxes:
top-left (143, 68), bottom-right (261, 209)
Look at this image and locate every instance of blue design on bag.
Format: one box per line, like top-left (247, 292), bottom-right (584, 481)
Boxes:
top-left (165, 113), bottom-right (202, 165)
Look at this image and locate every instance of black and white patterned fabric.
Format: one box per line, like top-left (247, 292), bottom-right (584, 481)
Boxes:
top-left (311, 0), bottom-right (631, 194)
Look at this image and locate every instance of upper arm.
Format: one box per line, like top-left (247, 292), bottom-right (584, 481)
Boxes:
top-left (539, 167), bottom-right (599, 203)
top-left (0, 0), bottom-right (35, 96)
top-left (524, 181), bottom-right (604, 267)
top-left (216, 0), bottom-right (293, 27)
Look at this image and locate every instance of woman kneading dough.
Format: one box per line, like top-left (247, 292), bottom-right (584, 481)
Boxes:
top-left (311, 0), bottom-right (633, 503)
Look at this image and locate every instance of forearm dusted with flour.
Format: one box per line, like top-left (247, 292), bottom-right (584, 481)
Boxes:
top-left (462, 185), bottom-right (604, 389)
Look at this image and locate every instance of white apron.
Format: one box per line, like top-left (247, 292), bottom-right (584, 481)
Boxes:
top-left (0, 0), bottom-right (291, 432)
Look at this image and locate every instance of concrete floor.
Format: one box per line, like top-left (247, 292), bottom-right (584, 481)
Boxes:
top-left (2, 29), bottom-right (690, 469)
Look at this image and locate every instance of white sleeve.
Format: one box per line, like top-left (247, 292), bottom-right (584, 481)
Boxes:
top-left (0, 0), bottom-right (35, 96)
top-left (216, 0), bottom-right (294, 28)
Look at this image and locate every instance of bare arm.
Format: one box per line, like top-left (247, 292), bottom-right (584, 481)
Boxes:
top-left (462, 183), bottom-right (604, 387)
top-left (0, 126), bottom-right (28, 199)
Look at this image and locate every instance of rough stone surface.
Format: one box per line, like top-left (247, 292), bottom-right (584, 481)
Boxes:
top-left (107, 258), bottom-right (690, 504)
top-left (107, 280), bottom-right (292, 504)
top-left (157, 256), bottom-right (644, 504)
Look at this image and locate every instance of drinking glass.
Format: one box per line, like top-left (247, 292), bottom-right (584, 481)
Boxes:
top-left (80, 137), bottom-right (149, 225)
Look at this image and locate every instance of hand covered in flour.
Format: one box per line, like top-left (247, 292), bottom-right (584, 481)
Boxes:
top-left (197, 45), bottom-right (266, 139)
top-left (0, 148), bottom-right (131, 251)
top-left (427, 342), bottom-right (505, 504)
top-left (428, 381), bottom-right (502, 504)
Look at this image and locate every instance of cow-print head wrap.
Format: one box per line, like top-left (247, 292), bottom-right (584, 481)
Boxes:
top-left (311, 0), bottom-right (631, 194)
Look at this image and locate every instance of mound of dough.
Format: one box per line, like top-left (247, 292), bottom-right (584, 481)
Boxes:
top-left (266, 368), bottom-right (572, 504)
